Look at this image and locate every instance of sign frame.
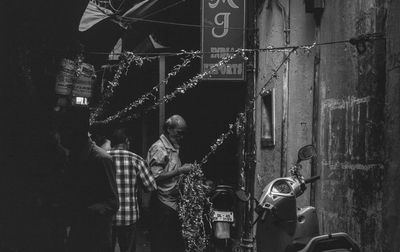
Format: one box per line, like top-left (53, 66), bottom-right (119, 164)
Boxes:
top-left (201, 0), bottom-right (247, 81)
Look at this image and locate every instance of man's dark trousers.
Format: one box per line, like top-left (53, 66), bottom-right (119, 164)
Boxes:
top-left (150, 197), bottom-right (184, 252)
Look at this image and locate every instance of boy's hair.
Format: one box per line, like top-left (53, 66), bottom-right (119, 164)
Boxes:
top-left (110, 128), bottom-right (128, 146)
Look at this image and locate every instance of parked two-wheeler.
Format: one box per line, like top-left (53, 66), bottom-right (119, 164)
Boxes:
top-left (251, 145), bottom-right (360, 252)
top-left (209, 184), bottom-right (236, 252)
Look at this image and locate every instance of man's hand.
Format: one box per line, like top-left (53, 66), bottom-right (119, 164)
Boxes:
top-left (178, 163), bottom-right (194, 175)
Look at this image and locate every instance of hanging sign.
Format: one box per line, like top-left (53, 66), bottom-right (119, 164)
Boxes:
top-left (55, 59), bottom-right (96, 98)
top-left (72, 63), bottom-right (96, 98)
top-left (201, 0), bottom-right (246, 81)
top-left (55, 59), bottom-right (76, 95)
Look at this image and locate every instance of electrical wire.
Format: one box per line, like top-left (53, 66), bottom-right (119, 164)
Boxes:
top-left (118, 14), bottom-right (253, 31)
top-left (142, 0), bottom-right (187, 19)
top-left (116, 0), bottom-right (127, 12)
top-left (70, 33), bottom-right (385, 57)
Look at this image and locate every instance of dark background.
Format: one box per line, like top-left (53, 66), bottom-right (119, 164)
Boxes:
top-left (1, 1), bottom-right (245, 250)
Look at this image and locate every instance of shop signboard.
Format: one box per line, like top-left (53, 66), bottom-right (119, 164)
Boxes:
top-left (55, 59), bottom-right (76, 95)
top-left (72, 63), bottom-right (96, 98)
top-left (201, 0), bottom-right (246, 81)
top-left (55, 59), bottom-right (96, 98)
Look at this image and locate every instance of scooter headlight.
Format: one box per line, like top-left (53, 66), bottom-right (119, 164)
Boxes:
top-left (271, 180), bottom-right (293, 195)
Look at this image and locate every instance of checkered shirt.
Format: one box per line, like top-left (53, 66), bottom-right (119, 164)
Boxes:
top-left (108, 148), bottom-right (157, 226)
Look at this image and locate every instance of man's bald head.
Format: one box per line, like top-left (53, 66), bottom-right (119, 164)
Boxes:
top-left (163, 115), bottom-right (187, 148)
top-left (164, 115), bottom-right (187, 132)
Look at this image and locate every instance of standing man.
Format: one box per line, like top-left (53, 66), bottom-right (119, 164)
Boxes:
top-left (147, 115), bottom-right (193, 252)
top-left (109, 128), bottom-right (157, 252)
top-left (63, 106), bottom-right (120, 252)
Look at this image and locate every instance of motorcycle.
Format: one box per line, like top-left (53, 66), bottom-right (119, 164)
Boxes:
top-left (251, 145), bottom-right (360, 252)
top-left (209, 184), bottom-right (236, 252)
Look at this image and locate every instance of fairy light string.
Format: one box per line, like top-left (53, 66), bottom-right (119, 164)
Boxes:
top-left (90, 51), bottom-right (147, 121)
top-left (91, 44), bottom-right (316, 124)
top-left (121, 49), bottom-right (244, 122)
top-left (93, 48), bottom-right (245, 124)
top-left (199, 113), bottom-right (247, 166)
top-left (91, 51), bottom-right (201, 124)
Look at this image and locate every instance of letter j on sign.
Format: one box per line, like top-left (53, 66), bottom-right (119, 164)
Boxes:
top-left (201, 0), bottom-right (246, 81)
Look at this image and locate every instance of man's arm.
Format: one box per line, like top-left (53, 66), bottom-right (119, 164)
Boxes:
top-left (152, 163), bottom-right (193, 182)
top-left (147, 144), bottom-right (193, 182)
top-left (137, 159), bottom-right (157, 192)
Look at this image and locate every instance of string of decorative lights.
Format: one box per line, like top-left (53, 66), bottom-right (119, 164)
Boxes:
top-left (199, 113), bottom-right (247, 167)
top-left (92, 48), bottom-right (246, 124)
top-left (90, 51), bottom-right (201, 123)
top-left (117, 49), bottom-right (247, 122)
top-left (88, 33), bottom-right (383, 126)
top-left (89, 51), bottom-right (145, 122)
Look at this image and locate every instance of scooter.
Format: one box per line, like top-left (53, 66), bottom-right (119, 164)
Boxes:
top-left (253, 145), bottom-right (360, 252)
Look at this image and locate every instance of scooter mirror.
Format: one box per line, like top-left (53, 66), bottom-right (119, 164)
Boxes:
top-left (297, 145), bottom-right (317, 162)
top-left (235, 189), bottom-right (250, 202)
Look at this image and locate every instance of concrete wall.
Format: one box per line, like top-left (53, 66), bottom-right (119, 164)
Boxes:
top-left (254, 0), bottom-right (316, 205)
top-left (255, 0), bottom-right (286, 199)
top-left (315, 1), bottom-right (386, 251)
top-left (255, 0), bottom-right (387, 251)
top-left (285, 0), bottom-right (316, 207)
top-left (383, 0), bottom-right (400, 250)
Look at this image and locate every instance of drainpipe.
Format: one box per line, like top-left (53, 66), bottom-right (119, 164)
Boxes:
top-left (240, 0), bottom-right (257, 251)
top-left (277, 0), bottom-right (290, 45)
top-left (311, 28), bottom-right (321, 206)
top-left (276, 0), bottom-right (291, 176)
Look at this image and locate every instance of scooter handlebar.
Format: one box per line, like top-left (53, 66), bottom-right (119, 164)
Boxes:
top-left (304, 175), bottom-right (320, 184)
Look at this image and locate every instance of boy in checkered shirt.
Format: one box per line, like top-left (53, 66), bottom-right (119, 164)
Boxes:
top-left (108, 128), bottom-right (157, 252)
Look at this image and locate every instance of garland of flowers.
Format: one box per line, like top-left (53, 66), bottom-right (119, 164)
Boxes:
top-left (199, 113), bottom-right (246, 166)
top-left (93, 49), bottom-right (246, 124)
top-left (90, 51), bottom-right (201, 124)
top-left (90, 51), bottom-right (143, 121)
top-left (89, 51), bottom-right (160, 122)
top-left (178, 163), bottom-right (213, 252)
top-left (177, 113), bottom-right (246, 252)
top-left (92, 46), bottom-right (319, 125)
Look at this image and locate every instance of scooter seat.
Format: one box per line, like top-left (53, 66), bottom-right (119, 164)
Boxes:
top-left (298, 232), bottom-right (360, 252)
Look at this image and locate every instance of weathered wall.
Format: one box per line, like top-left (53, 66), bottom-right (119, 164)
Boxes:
top-left (255, 0), bottom-right (286, 199)
top-left (383, 0), bottom-right (400, 250)
top-left (255, 0), bottom-right (388, 251)
top-left (254, 2), bottom-right (316, 250)
top-left (314, 0), bottom-right (386, 251)
top-left (254, 0), bottom-right (315, 206)
top-left (285, 0), bottom-right (316, 207)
